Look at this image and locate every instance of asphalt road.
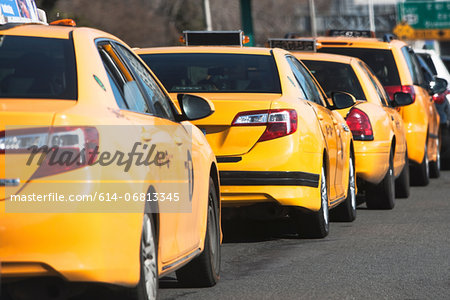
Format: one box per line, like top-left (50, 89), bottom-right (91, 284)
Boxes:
top-left (159, 170), bottom-right (450, 300)
top-left (2, 172), bottom-right (449, 300)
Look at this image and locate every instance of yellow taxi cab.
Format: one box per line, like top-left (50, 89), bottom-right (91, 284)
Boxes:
top-left (288, 48), bottom-right (413, 209)
top-left (295, 31), bottom-right (443, 186)
top-left (0, 13), bottom-right (220, 300)
top-left (136, 32), bottom-right (356, 239)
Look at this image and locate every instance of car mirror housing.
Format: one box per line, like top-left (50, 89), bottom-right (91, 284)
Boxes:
top-left (331, 91), bottom-right (356, 110)
top-left (177, 94), bottom-right (215, 121)
top-left (429, 77), bottom-right (448, 95)
top-left (392, 92), bottom-right (414, 107)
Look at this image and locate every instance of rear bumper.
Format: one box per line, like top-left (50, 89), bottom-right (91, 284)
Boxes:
top-left (219, 171), bottom-right (319, 187)
top-left (0, 211), bottom-right (142, 286)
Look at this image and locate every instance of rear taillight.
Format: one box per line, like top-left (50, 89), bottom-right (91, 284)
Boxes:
top-left (232, 109), bottom-right (298, 142)
top-left (346, 108), bottom-right (374, 141)
top-left (0, 126), bottom-right (99, 179)
top-left (432, 89), bottom-right (449, 104)
top-left (384, 85), bottom-right (416, 103)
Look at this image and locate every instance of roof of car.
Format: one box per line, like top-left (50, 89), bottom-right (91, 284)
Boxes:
top-left (293, 52), bottom-right (355, 64)
top-left (0, 23), bottom-right (118, 40)
top-left (314, 36), bottom-right (407, 50)
top-left (135, 46), bottom-right (274, 55)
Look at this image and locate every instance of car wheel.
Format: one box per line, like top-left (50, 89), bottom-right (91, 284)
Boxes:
top-left (395, 150), bottom-right (410, 198)
top-left (411, 143), bottom-right (430, 186)
top-left (366, 148), bottom-right (395, 209)
top-left (294, 164), bottom-right (329, 238)
top-left (330, 153), bottom-right (356, 222)
top-left (176, 177), bottom-right (221, 287)
top-left (128, 213), bottom-right (158, 300)
top-left (429, 138), bottom-right (441, 178)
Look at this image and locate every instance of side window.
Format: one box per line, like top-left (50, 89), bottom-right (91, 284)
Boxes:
top-left (410, 51), bottom-right (427, 87)
top-left (98, 42), bottom-right (150, 114)
top-left (402, 47), bottom-right (426, 87)
top-left (114, 44), bottom-right (176, 121)
top-left (286, 56), bottom-right (325, 105)
top-left (358, 61), bottom-right (389, 106)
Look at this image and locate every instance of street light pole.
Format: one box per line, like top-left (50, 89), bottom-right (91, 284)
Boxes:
top-left (309, 0), bottom-right (317, 37)
top-left (204, 0), bottom-right (212, 31)
top-left (368, 0), bottom-right (375, 33)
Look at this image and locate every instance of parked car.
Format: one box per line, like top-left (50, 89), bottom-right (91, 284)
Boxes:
top-left (313, 32), bottom-right (442, 186)
top-left (294, 50), bottom-right (412, 208)
top-left (0, 17), bottom-right (220, 300)
top-left (415, 49), bottom-right (450, 168)
top-left (137, 32), bottom-right (356, 239)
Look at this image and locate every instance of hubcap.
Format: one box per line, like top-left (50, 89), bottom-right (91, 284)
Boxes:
top-left (321, 167), bottom-right (329, 227)
top-left (349, 157), bottom-right (356, 211)
top-left (425, 146), bottom-right (430, 178)
top-left (142, 215), bottom-right (157, 300)
top-left (436, 140), bottom-right (441, 171)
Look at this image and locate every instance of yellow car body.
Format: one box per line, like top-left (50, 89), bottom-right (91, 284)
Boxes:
top-left (0, 24), bottom-right (220, 295)
top-left (295, 52), bottom-right (411, 206)
top-left (136, 45), bottom-right (356, 238)
top-left (314, 36), bottom-right (440, 186)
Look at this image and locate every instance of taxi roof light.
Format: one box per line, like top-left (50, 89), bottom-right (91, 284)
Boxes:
top-left (326, 29), bottom-right (376, 38)
top-left (183, 30), bottom-right (245, 47)
top-left (268, 38), bottom-right (317, 52)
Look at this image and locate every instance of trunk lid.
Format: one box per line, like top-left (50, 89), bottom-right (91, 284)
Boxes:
top-left (171, 93), bottom-right (281, 156)
top-left (0, 100), bottom-right (76, 198)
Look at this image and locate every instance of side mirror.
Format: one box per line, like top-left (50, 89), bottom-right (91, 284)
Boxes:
top-left (392, 92), bottom-right (414, 107)
top-left (429, 77), bottom-right (448, 95)
top-left (331, 91), bottom-right (356, 110)
top-left (177, 94), bottom-right (215, 121)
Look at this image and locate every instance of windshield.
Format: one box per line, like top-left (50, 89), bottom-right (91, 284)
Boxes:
top-left (0, 35), bottom-right (77, 100)
top-left (303, 60), bottom-right (366, 100)
top-left (139, 53), bottom-right (282, 93)
top-left (318, 47), bottom-right (400, 86)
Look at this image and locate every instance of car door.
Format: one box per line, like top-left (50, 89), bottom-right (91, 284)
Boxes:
top-left (286, 55), bottom-right (344, 200)
top-left (97, 41), bottom-right (198, 263)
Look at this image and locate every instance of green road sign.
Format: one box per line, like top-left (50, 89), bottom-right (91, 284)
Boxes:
top-left (398, 1), bottom-right (450, 29)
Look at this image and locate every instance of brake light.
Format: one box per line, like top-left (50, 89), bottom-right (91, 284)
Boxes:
top-left (432, 89), bottom-right (449, 104)
top-left (384, 85), bottom-right (416, 103)
top-left (232, 109), bottom-right (298, 142)
top-left (0, 126), bottom-right (99, 179)
top-left (346, 108), bottom-right (374, 141)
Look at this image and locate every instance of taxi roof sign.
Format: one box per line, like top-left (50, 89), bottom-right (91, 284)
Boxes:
top-left (326, 30), bottom-right (375, 38)
top-left (268, 38), bottom-right (317, 52)
top-left (0, 0), bottom-right (46, 25)
top-left (183, 30), bottom-right (244, 46)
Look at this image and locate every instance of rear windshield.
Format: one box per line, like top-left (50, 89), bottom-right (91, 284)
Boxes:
top-left (318, 47), bottom-right (401, 86)
top-left (0, 35), bottom-right (77, 99)
top-left (302, 60), bottom-right (366, 100)
top-left (139, 53), bottom-right (282, 93)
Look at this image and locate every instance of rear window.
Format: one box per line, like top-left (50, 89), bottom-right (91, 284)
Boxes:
top-left (0, 35), bottom-right (77, 100)
top-left (139, 53), bottom-right (282, 93)
top-left (318, 47), bottom-right (401, 86)
top-left (302, 60), bottom-right (366, 100)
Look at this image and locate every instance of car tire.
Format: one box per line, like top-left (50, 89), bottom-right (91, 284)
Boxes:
top-left (410, 143), bottom-right (430, 186)
top-left (128, 213), bottom-right (158, 300)
top-left (330, 153), bottom-right (356, 222)
top-left (294, 164), bottom-right (330, 238)
top-left (395, 150), bottom-right (410, 198)
top-left (429, 138), bottom-right (441, 178)
top-left (366, 148), bottom-right (395, 209)
top-left (176, 178), bottom-right (221, 287)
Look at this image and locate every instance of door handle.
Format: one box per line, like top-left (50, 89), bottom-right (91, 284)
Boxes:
top-left (332, 118), bottom-right (338, 125)
top-left (317, 113), bottom-right (324, 120)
